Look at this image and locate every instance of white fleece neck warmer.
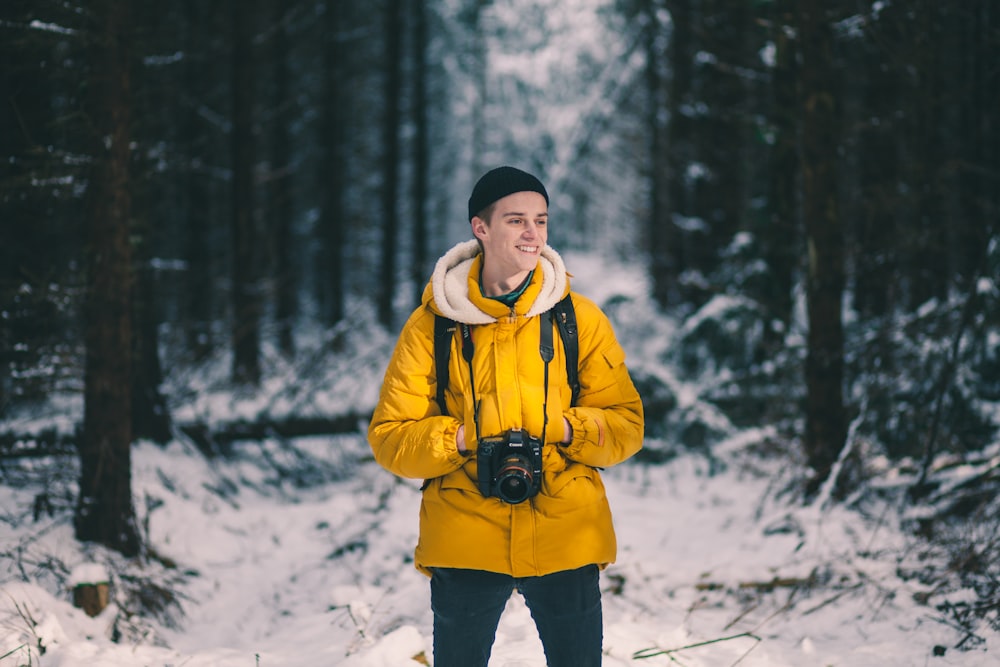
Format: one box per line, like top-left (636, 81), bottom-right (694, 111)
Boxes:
top-left (430, 239), bottom-right (569, 324)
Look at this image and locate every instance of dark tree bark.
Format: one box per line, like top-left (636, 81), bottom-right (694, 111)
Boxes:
top-left (319, 0), bottom-right (347, 326)
top-left (797, 0), bottom-right (846, 492)
top-left (956, 1), bottom-right (998, 270)
top-left (76, 0), bottom-right (141, 557)
top-left (378, 0), bottom-right (404, 328)
top-left (463, 1), bottom-right (492, 177)
top-left (664, 0), bottom-right (696, 305)
top-left (269, 0), bottom-right (296, 356)
top-left (695, 0), bottom-right (749, 271)
top-left (643, 0), bottom-right (681, 310)
top-left (411, 0), bottom-right (430, 308)
top-left (180, 0), bottom-right (217, 360)
top-left (761, 0), bottom-right (798, 339)
top-left (849, 2), bottom-right (903, 320)
top-left (131, 231), bottom-right (172, 444)
top-left (231, 0), bottom-right (261, 385)
top-left (904, 2), bottom-right (948, 310)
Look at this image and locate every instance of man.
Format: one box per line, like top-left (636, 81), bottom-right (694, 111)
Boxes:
top-left (368, 165), bottom-right (644, 666)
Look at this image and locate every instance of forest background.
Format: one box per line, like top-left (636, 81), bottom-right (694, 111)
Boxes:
top-left (1, 0), bottom-right (999, 655)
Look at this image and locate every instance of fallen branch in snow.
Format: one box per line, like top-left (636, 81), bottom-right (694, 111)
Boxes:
top-left (0, 643), bottom-right (28, 661)
top-left (738, 575), bottom-right (813, 591)
top-left (177, 413), bottom-right (367, 454)
top-left (0, 413), bottom-right (369, 462)
top-left (633, 632), bottom-right (762, 664)
top-left (694, 574), bottom-right (813, 592)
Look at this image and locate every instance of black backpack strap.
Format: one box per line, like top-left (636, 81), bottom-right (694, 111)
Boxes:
top-left (436, 295), bottom-right (578, 420)
top-left (433, 315), bottom-right (456, 416)
top-left (552, 295), bottom-right (580, 406)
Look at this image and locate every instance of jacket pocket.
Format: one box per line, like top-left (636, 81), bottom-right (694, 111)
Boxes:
top-left (601, 341), bottom-right (627, 369)
top-left (543, 462), bottom-right (599, 499)
top-left (436, 465), bottom-right (480, 493)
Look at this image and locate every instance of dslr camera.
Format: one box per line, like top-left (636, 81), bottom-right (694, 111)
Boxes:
top-left (477, 428), bottom-right (543, 504)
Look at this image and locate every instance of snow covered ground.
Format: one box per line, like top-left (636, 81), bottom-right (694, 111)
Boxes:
top-left (1, 431), bottom-right (994, 667)
top-left (1, 251), bottom-right (995, 666)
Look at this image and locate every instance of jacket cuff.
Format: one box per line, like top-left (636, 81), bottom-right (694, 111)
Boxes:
top-left (561, 411), bottom-right (591, 453)
top-left (444, 421), bottom-right (471, 464)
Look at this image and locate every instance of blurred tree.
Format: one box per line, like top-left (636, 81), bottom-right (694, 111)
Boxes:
top-left (127, 3), bottom-right (184, 445)
top-left (75, 0), bottom-right (141, 556)
top-left (663, 0), bottom-right (695, 307)
top-left (178, 0), bottom-right (224, 361)
top-left (463, 1), bottom-right (492, 177)
top-left (378, 0), bottom-right (404, 329)
top-left (230, 0), bottom-right (261, 385)
top-left (318, 0), bottom-right (348, 327)
top-left (797, 0), bottom-right (846, 493)
top-left (637, 0), bottom-right (682, 309)
top-left (266, 0), bottom-right (297, 357)
top-left (0, 2), bottom-right (87, 413)
top-left (411, 0), bottom-right (431, 307)
top-left (694, 0), bottom-right (750, 275)
top-left (848, 3), bottom-right (901, 321)
top-left (760, 0), bottom-right (798, 341)
top-left (130, 219), bottom-right (171, 444)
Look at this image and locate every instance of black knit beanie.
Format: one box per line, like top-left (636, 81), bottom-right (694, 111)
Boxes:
top-left (467, 166), bottom-right (549, 221)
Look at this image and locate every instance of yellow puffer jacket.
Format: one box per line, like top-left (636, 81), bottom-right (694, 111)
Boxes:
top-left (368, 240), bottom-right (644, 577)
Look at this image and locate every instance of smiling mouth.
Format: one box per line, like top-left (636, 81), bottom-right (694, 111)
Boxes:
top-left (517, 246), bottom-right (539, 253)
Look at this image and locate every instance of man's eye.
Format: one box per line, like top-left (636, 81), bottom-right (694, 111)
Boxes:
top-left (536, 219), bottom-right (547, 226)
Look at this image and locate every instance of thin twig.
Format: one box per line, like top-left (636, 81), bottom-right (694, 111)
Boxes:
top-left (0, 644), bottom-right (28, 660)
top-left (722, 598), bottom-right (762, 631)
top-left (633, 631), bottom-right (762, 660)
top-left (802, 582), bottom-right (863, 615)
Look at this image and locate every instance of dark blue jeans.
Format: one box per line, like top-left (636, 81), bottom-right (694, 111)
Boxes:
top-left (430, 565), bottom-right (603, 667)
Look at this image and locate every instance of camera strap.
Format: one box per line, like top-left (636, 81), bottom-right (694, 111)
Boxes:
top-left (539, 309), bottom-right (555, 447)
top-left (458, 322), bottom-right (482, 444)
top-left (432, 294), bottom-right (579, 445)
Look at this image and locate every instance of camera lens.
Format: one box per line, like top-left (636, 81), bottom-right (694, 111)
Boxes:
top-left (495, 453), bottom-right (535, 503)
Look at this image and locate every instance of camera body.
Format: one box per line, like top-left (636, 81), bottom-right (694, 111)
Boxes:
top-left (477, 428), bottom-right (543, 504)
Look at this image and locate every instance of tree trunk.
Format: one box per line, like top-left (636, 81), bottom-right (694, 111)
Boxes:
top-left (180, 0), bottom-right (216, 361)
top-left (76, 0), bottom-right (141, 557)
top-left (131, 233), bottom-right (171, 444)
top-left (411, 0), bottom-right (430, 308)
top-left (378, 0), bottom-right (404, 328)
top-left (957, 1), bottom-right (997, 270)
top-left (761, 0), bottom-right (798, 340)
top-left (231, 0), bottom-right (261, 385)
top-left (644, 0), bottom-right (680, 310)
top-left (905, 2), bottom-right (947, 310)
top-left (320, 0), bottom-right (347, 327)
top-left (696, 0), bottom-right (748, 271)
top-left (850, 2), bottom-right (902, 320)
top-left (270, 1), bottom-right (296, 357)
top-left (665, 0), bottom-right (695, 305)
top-left (467, 1), bottom-right (491, 177)
top-left (797, 0), bottom-right (846, 493)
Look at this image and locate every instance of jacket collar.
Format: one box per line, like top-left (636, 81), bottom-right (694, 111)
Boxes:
top-left (428, 239), bottom-right (569, 324)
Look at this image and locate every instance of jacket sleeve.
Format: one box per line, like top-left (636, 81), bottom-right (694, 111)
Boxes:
top-left (367, 307), bottom-right (468, 480)
top-left (559, 295), bottom-right (644, 468)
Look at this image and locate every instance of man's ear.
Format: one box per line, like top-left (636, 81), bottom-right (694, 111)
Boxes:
top-left (471, 216), bottom-right (488, 240)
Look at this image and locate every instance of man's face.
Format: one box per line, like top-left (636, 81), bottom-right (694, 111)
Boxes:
top-left (472, 191), bottom-right (548, 283)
